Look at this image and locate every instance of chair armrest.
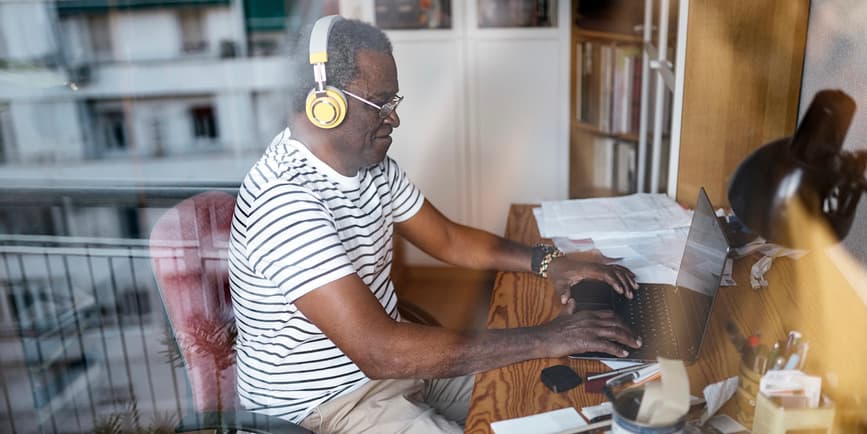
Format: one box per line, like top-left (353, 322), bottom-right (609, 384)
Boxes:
top-left (176, 409), bottom-right (314, 433)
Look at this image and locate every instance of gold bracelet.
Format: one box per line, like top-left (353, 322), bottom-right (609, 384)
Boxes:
top-left (538, 249), bottom-right (564, 279)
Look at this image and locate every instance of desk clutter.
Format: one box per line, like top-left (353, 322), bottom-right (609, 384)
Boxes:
top-left (492, 358), bottom-right (754, 434)
top-left (472, 203), bottom-right (864, 433)
top-left (490, 346), bottom-right (835, 434)
top-left (728, 322), bottom-right (835, 433)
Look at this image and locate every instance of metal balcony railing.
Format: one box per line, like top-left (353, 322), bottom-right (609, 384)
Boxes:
top-left (0, 180), bottom-right (237, 434)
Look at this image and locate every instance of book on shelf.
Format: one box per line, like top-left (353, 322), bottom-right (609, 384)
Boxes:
top-left (614, 140), bottom-right (637, 193)
top-left (630, 54), bottom-right (642, 133)
top-left (592, 136), bottom-right (615, 189)
top-left (579, 41), bottom-right (598, 126)
top-left (576, 39), bottom-right (643, 137)
top-left (591, 137), bottom-right (637, 194)
top-left (612, 45), bottom-right (641, 134)
top-left (598, 44), bottom-right (612, 132)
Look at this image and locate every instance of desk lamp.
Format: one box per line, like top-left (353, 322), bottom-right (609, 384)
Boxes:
top-left (728, 90), bottom-right (867, 248)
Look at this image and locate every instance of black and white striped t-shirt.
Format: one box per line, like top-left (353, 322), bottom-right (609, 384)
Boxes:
top-left (228, 128), bottom-right (424, 423)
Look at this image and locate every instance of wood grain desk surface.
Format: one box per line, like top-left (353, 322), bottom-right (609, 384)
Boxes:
top-left (464, 204), bottom-right (866, 433)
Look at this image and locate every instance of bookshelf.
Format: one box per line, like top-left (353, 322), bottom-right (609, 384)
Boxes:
top-left (570, 0), bottom-right (809, 208)
top-left (569, 1), bottom-right (653, 198)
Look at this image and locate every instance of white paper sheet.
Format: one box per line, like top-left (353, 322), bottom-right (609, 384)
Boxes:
top-left (602, 360), bottom-right (642, 370)
top-left (700, 376), bottom-right (739, 425)
top-left (539, 194), bottom-right (692, 240)
top-left (707, 415), bottom-right (749, 433)
top-left (648, 358), bottom-right (689, 425)
top-left (580, 402), bottom-right (612, 421)
top-left (538, 195), bottom-right (693, 285)
top-left (490, 407), bottom-right (587, 434)
top-left (759, 369), bottom-right (822, 408)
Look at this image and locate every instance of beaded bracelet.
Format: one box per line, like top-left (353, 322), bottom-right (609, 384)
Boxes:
top-left (531, 244), bottom-right (564, 278)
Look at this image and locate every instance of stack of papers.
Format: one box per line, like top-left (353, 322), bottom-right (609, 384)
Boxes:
top-left (536, 193), bottom-right (692, 240)
top-left (534, 194), bottom-right (693, 285)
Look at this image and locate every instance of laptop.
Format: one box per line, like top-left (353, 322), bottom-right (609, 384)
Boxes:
top-left (569, 187), bottom-right (730, 363)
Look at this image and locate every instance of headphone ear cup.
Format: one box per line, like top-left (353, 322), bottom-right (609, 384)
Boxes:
top-left (306, 86), bottom-right (347, 129)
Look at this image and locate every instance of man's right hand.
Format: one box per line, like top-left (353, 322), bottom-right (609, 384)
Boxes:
top-left (539, 302), bottom-right (641, 358)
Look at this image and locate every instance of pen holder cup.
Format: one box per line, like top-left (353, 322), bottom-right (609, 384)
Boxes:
top-left (751, 392), bottom-right (835, 434)
top-left (735, 362), bottom-right (761, 428)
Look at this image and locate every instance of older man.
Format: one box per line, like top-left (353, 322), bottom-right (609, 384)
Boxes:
top-left (228, 16), bottom-right (640, 433)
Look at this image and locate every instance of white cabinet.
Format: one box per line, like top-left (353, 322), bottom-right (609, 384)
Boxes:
top-left (347, 1), bottom-right (571, 265)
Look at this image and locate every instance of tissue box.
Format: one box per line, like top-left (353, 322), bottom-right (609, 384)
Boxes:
top-left (751, 392), bottom-right (835, 434)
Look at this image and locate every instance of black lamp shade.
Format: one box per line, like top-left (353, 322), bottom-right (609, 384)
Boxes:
top-left (728, 90), bottom-right (865, 247)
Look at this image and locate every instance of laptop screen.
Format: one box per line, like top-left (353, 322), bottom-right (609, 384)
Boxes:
top-left (675, 188), bottom-right (730, 297)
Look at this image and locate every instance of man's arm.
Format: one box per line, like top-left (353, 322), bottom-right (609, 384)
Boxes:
top-left (294, 273), bottom-right (641, 379)
top-left (395, 199), bottom-right (532, 272)
top-left (396, 200), bottom-right (638, 298)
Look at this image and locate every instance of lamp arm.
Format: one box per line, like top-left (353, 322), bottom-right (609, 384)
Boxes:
top-left (855, 149), bottom-right (867, 191)
top-left (827, 149), bottom-right (867, 220)
top-left (849, 150), bottom-right (867, 217)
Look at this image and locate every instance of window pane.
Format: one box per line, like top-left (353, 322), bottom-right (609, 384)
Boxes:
top-left (478, 0), bottom-right (556, 28)
top-left (374, 0), bottom-right (452, 29)
top-left (0, 1), bottom-right (339, 432)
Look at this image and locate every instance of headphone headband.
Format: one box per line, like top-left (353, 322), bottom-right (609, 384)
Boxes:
top-left (306, 15), bottom-right (347, 129)
top-left (309, 15), bottom-right (342, 65)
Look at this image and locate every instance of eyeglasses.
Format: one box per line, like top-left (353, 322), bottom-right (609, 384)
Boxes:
top-left (343, 89), bottom-right (403, 119)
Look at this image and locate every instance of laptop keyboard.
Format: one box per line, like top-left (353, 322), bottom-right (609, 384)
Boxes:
top-left (616, 285), bottom-right (680, 356)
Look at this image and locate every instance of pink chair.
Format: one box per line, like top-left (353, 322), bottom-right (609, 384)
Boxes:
top-left (149, 191), bottom-right (312, 433)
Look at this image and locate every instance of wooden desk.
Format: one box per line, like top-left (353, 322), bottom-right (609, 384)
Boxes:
top-left (465, 204), bottom-right (866, 433)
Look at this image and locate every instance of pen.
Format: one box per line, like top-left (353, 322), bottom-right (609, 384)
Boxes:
top-left (589, 414), bottom-right (612, 424)
top-left (785, 330), bottom-right (802, 356)
top-left (753, 344), bottom-right (769, 374)
top-left (586, 363), bottom-right (653, 381)
top-left (767, 341), bottom-right (781, 368)
top-left (772, 356), bottom-right (786, 370)
top-left (795, 342), bottom-right (809, 370)
top-left (783, 353), bottom-right (800, 370)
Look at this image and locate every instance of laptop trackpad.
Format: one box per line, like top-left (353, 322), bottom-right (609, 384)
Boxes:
top-left (570, 280), bottom-right (615, 310)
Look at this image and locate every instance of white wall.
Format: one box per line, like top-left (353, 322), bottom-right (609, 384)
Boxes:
top-left (216, 91), bottom-right (256, 153)
top-left (111, 11), bottom-right (180, 61)
top-left (0, 2), bottom-right (56, 60)
top-left (252, 90), bottom-right (291, 146)
top-left (470, 36), bottom-right (568, 234)
top-left (126, 97), bottom-right (215, 157)
top-left (72, 57), bottom-right (290, 98)
top-left (800, 0), bottom-right (867, 266)
top-left (9, 100), bottom-right (85, 162)
top-left (389, 37), bottom-right (467, 230)
top-left (59, 17), bottom-right (90, 66)
top-left (204, 7), bottom-right (242, 57)
top-left (381, 0), bottom-right (570, 265)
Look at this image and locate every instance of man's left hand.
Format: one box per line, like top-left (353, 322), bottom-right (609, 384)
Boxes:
top-left (546, 253), bottom-right (639, 303)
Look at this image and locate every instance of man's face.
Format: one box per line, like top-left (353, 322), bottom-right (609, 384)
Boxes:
top-left (332, 49), bottom-right (400, 174)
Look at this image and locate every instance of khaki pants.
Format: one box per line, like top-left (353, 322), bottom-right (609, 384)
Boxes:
top-left (299, 375), bottom-right (475, 434)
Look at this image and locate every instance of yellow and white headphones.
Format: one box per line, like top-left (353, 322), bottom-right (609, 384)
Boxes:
top-left (305, 15), bottom-right (347, 129)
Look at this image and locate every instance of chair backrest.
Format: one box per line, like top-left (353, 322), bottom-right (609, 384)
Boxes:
top-left (149, 191), bottom-right (238, 413)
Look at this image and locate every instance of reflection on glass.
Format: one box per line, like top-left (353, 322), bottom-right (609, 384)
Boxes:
top-left (375, 0), bottom-right (452, 29)
top-left (0, 0), bottom-right (340, 431)
top-left (478, 0), bottom-right (556, 28)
